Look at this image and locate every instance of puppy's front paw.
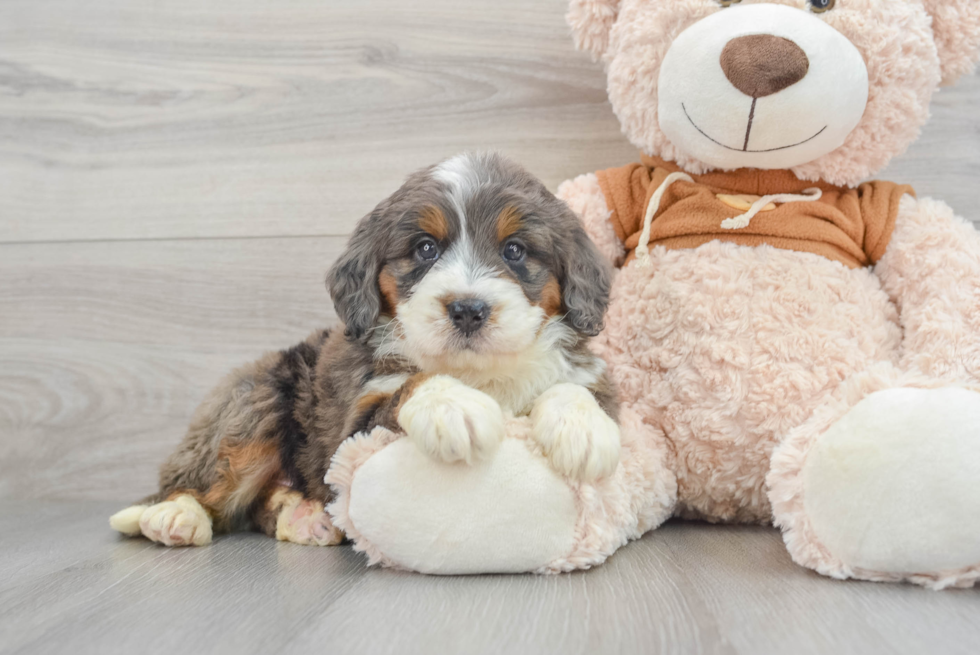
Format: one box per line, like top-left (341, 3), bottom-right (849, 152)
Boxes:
top-left (398, 375), bottom-right (504, 464)
top-left (531, 384), bottom-right (620, 482)
top-left (138, 494), bottom-right (213, 546)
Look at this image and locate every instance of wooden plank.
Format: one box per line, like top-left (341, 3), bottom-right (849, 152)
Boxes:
top-left (1, 0), bottom-right (977, 245)
top-left (1, 502), bottom-right (979, 655)
top-left (0, 236), bottom-right (343, 348)
top-left (0, 237), bottom-right (347, 501)
top-left (0, 0), bottom-right (637, 243)
top-left (658, 523), bottom-right (980, 655)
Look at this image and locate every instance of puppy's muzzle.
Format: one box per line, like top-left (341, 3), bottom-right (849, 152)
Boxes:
top-left (446, 298), bottom-right (490, 337)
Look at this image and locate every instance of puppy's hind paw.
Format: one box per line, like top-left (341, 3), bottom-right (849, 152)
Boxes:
top-left (138, 495), bottom-right (213, 547)
top-left (531, 383), bottom-right (621, 482)
top-left (398, 375), bottom-right (505, 464)
top-left (274, 490), bottom-right (344, 546)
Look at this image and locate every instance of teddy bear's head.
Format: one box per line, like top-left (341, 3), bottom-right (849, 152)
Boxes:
top-left (568, 0), bottom-right (980, 187)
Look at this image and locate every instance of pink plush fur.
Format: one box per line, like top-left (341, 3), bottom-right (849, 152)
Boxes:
top-left (876, 197), bottom-right (980, 383)
top-left (568, 0), bottom-right (977, 187)
top-left (327, 409), bottom-right (678, 573)
top-left (922, 0), bottom-right (980, 85)
top-left (586, 228), bottom-right (903, 523)
top-left (551, 127), bottom-right (980, 588)
top-left (326, 0), bottom-right (980, 585)
top-left (567, 0), bottom-right (621, 61)
top-left (325, 427), bottom-right (403, 568)
top-left (543, 405), bottom-right (678, 572)
top-left (766, 364), bottom-right (980, 590)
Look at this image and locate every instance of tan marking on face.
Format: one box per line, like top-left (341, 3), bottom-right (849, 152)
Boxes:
top-left (378, 266), bottom-right (400, 315)
top-left (497, 206), bottom-right (523, 242)
top-left (539, 276), bottom-right (562, 317)
top-left (419, 205), bottom-right (449, 241)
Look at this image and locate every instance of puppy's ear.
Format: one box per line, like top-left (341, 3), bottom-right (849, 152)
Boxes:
top-left (327, 210), bottom-right (386, 340)
top-left (560, 228), bottom-right (612, 337)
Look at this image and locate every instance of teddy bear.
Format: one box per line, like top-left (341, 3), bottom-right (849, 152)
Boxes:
top-left (325, 0), bottom-right (980, 589)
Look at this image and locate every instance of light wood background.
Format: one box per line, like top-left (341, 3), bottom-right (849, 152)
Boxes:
top-left (1, 1), bottom-right (978, 653)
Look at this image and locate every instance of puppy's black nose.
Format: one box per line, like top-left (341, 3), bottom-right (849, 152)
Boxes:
top-left (447, 299), bottom-right (490, 336)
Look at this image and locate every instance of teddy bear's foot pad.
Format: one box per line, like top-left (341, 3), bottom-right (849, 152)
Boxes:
top-left (803, 387), bottom-right (980, 574)
top-left (346, 438), bottom-right (578, 574)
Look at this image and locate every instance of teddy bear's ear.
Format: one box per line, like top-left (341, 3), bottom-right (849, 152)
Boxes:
top-left (921, 0), bottom-right (980, 86)
top-left (567, 0), bottom-right (622, 60)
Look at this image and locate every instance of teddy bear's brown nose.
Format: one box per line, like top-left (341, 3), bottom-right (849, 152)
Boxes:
top-left (720, 34), bottom-right (810, 98)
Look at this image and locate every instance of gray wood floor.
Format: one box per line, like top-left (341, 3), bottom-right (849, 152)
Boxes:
top-left (1, 1), bottom-right (979, 653)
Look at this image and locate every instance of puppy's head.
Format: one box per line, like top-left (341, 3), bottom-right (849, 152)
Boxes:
top-left (328, 152), bottom-right (610, 370)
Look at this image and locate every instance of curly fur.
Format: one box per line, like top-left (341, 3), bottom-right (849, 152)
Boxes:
top-left (569, 0), bottom-right (980, 187)
top-left (767, 365), bottom-right (980, 590)
top-left (325, 1), bottom-right (980, 584)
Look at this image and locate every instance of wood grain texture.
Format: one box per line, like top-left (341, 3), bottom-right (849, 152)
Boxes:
top-left (0, 238), bottom-right (343, 501)
top-left (1, 502), bottom-right (978, 655)
top-left (1, 1), bottom-right (976, 245)
top-left (1, 0), bottom-right (980, 652)
top-left (0, 0), bottom-right (636, 243)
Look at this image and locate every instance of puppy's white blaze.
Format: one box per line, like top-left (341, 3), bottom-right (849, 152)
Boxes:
top-left (398, 376), bottom-right (505, 464)
top-left (433, 153), bottom-right (482, 247)
top-left (531, 383), bottom-right (621, 482)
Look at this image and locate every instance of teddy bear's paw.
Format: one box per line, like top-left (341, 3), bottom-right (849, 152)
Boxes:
top-left (398, 375), bottom-right (505, 465)
top-left (274, 491), bottom-right (344, 546)
top-left (531, 383), bottom-right (621, 482)
top-left (802, 387), bottom-right (980, 576)
top-left (137, 495), bottom-right (213, 547)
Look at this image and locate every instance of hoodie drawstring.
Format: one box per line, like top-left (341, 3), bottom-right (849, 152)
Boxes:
top-left (720, 187), bottom-right (822, 230)
top-left (635, 173), bottom-right (824, 264)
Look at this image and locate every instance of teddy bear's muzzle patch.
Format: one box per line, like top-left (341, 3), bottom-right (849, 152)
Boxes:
top-left (657, 3), bottom-right (868, 171)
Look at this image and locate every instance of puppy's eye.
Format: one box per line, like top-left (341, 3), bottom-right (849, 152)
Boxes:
top-left (416, 238), bottom-right (440, 262)
top-left (502, 241), bottom-right (526, 263)
top-left (808, 0), bottom-right (835, 12)
top-left (719, 0), bottom-right (742, 6)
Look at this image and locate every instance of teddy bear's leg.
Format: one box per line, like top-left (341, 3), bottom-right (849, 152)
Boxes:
top-left (767, 366), bottom-right (980, 589)
top-left (325, 405), bottom-right (677, 574)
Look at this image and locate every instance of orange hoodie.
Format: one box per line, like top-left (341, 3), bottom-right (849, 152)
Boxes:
top-left (595, 155), bottom-right (914, 268)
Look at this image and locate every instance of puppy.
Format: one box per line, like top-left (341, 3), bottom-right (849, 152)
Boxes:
top-left (109, 152), bottom-right (619, 547)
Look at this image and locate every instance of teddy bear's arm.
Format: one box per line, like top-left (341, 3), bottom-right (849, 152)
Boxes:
top-left (557, 173), bottom-right (625, 266)
top-left (875, 194), bottom-right (980, 383)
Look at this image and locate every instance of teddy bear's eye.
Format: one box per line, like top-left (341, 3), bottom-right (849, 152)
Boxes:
top-left (719, 0), bottom-right (742, 6)
top-left (808, 0), bottom-right (836, 12)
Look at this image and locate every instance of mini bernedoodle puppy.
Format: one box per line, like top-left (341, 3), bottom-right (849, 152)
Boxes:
top-left (110, 152), bottom-right (620, 547)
